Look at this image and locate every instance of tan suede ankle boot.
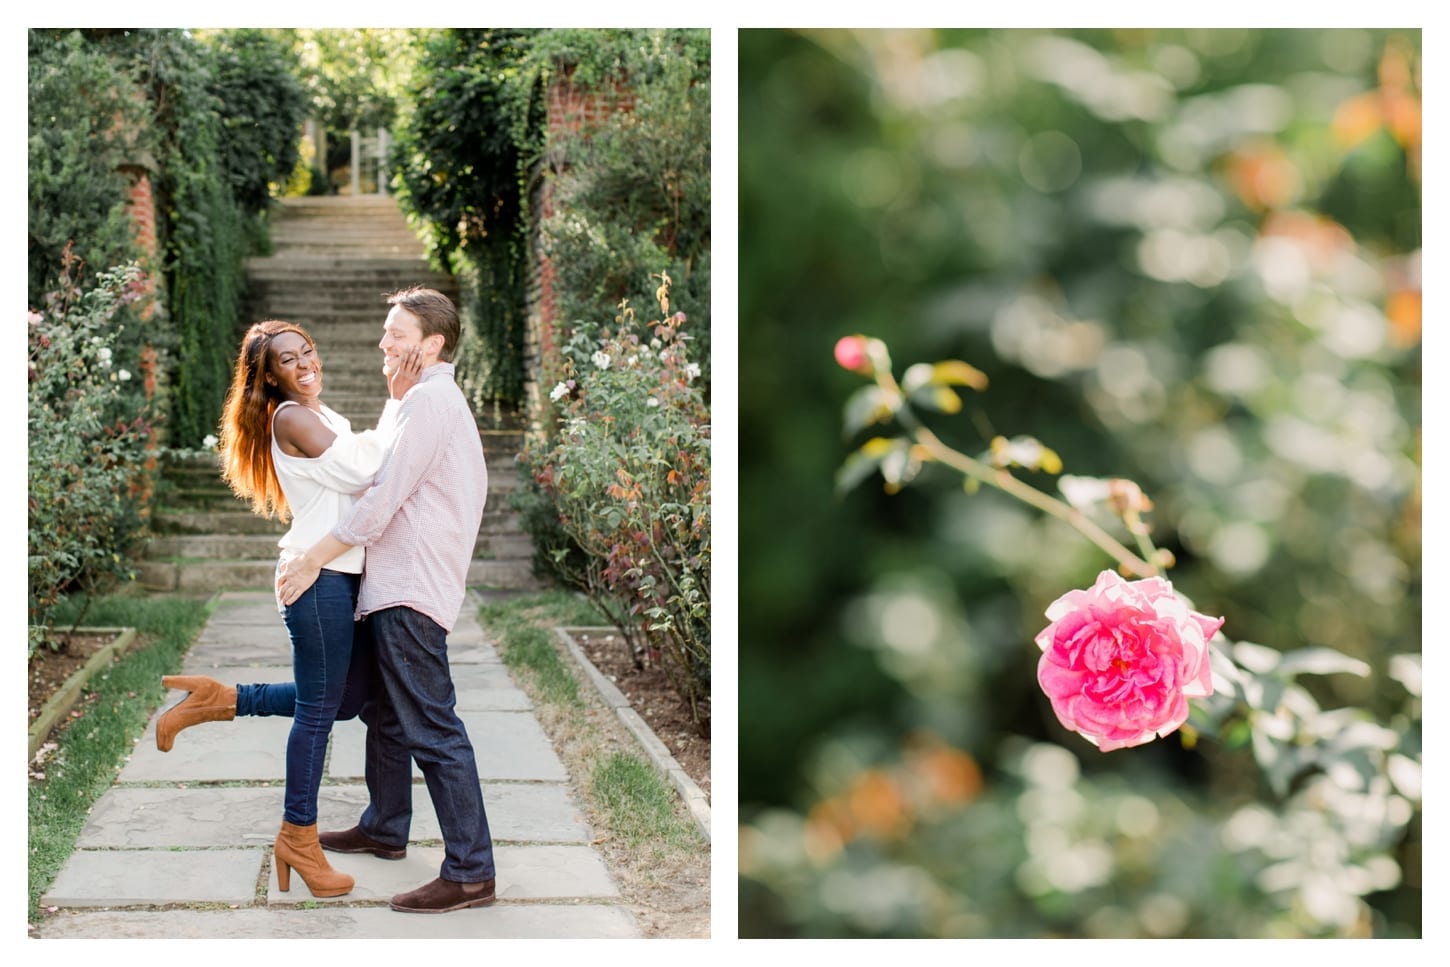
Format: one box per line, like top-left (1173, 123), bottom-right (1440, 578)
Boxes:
top-left (274, 820), bottom-right (354, 897)
top-left (155, 675), bottom-right (237, 752)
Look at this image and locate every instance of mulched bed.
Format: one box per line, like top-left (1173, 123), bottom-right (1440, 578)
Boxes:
top-left (569, 630), bottom-right (710, 799)
top-left (28, 633), bottom-right (116, 726)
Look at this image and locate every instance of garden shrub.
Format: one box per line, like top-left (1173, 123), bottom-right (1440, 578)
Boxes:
top-left (524, 280), bottom-right (710, 726)
top-left (28, 256), bottom-right (158, 654)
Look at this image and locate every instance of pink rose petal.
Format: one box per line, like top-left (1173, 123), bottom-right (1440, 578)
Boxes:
top-left (1035, 569), bottom-right (1224, 751)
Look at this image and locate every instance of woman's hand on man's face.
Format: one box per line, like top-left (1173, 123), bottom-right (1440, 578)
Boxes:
top-left (388, 346), bottom-right (424, 399)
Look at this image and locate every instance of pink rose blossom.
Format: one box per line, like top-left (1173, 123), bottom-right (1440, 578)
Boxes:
top-left (834, 335), bottom-right (871, 374)
top-left (1035, 569), bottom-right (1223, 752)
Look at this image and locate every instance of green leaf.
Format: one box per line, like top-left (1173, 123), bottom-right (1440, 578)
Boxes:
top-left (1233, 641), bottom-right (1281, 675)
top-left (878, 439), bottom-right (922, 494)
top-left (835, 437), bottom-right (894, 495)
top-left (908, 385), bottom-right (963, 414)
top-left (931, 359), bottom-right (989, 390)
top-left (1276, 647), bottom-right (1371, 679)
top-left (842, 384), bottom-right (895, 437)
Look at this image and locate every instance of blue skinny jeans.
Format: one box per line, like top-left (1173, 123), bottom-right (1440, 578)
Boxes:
top-left (233, 569), bottom-right (368, 826)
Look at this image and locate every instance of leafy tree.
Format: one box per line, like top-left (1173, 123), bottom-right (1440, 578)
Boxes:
top-left (27, 29), bottom-right (149, 305)
top-left (203, 29), bottom-right (310, 215)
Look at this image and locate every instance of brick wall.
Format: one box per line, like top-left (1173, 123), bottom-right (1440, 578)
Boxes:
top-left (121, 165), bottom-right (161, 322)
top-left (521, 69), bottom-right (635, 440)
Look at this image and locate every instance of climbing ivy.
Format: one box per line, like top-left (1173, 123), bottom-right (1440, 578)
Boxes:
top-left (390, 28), bottom-right (542, 412)
top-left (389, 27), bottom-right (711, 412)
top-left (28, 29), bottom-right (310, 448)
top-left (27, 30), bottom-right (149, 310)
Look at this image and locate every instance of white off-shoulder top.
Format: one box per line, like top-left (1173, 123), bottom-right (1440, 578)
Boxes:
top-left (270, 399), bottom-right (400, 578)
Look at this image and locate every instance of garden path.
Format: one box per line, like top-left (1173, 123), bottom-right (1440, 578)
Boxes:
top-left (34, 589), bottom-right (638, 938)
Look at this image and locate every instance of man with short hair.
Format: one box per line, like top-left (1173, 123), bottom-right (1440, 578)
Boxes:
top-left (277, 285), bottom-right (496, 914)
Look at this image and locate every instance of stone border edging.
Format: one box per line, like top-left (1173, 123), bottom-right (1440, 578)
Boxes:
top-left (552, 627), bottom-right (711, 842)
top-left (28, 627), bottom-right (139, 761)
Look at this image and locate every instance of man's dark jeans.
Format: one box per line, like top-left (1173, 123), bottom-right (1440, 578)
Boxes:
top-left (354, 606), bottom-right (496, 882)
top-left (234, 569), bottom-right (362, 827)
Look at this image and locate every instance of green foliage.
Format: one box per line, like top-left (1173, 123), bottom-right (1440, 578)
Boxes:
top-left (128, 29), bottom-right (256, 447)
top-left (523, 283), bottom-right (710, 724)
top-left (290, 27), bottom-right (426, 132)
top-left (202, 29), bottom-right (310, 214)
top-left (390, 28), bottom-right (540, 410)
top-left (390, 28), bottom-right (711, 411)
top-left (26, 30), bottom-right (149, 308)
top-left (739, 27), bottom-right (1420, 938)
top-left (540, 29), bottom-right (712, 375)
top-left (29, 29), bottom-right (308, 448)
top-left (28, 259), bottom-right (158, 653)
top-left (591, 751), bottom-right (697, 850)
top-left (478, 592), bottom-right (586, 708)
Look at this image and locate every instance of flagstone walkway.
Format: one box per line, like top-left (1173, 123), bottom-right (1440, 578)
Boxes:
top-left (33, 590), bottom-right (639, 939)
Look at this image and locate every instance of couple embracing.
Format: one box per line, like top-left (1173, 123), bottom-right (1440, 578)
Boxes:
top-left (154, 286), bottom-right (495, 914)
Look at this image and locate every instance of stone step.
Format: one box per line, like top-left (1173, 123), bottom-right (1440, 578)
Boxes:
top-left (244, 257), bottom-right (450, 276)
top-left (154, 507), bottom-right (528, 536)
top-left (159, 194), bottom-right (547, 598)
top-left (269, 230), bottom-right (423, 246)
top-left (147, 530), bottom-right (536, 562)
top-left (137, 556), bottom-right (541, 593)
top-left (161, 472), bottom-right (523, 511)
top-left (245, 280), bottom-right (457, 300)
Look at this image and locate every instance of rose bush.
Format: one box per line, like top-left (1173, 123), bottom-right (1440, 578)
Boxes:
top-left (522, 276), bottom-right (710, 726)
top-left (28, 255), bottom-right (157, 653)
top-left (1035, 569), bottom-right (1223, 752)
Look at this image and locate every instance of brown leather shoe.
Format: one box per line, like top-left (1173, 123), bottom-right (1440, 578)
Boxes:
top-left (389, 876), bottom-right (496, 913)
top-left (317, 825), bottom-right (407, 860)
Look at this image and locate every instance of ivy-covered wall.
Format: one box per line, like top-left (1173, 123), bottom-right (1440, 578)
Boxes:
top-left (387, 28), bottom-right (710, 431)
top-left (28, 28), bottom-right (308, 449)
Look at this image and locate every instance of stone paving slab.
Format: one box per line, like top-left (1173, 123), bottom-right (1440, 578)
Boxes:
top-left (124, 715), bottom-right (296, 781)
top-left (328, 712), bottom-right (569, 782)
top-left (265, 844), bottom-right (619, 906)
top-left (76, 782), bottom-right (591, 849)
top-left (42, 850), bottom-right (263, 907)
top-left (35, 905), bottom-right (640, 939)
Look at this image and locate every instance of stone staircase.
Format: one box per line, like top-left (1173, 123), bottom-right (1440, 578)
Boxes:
top-left (140, 195), bottom-right (539, 594)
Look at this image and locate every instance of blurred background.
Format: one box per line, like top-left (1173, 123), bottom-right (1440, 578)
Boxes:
top-left (737, 28), bottom-right (1421, 938)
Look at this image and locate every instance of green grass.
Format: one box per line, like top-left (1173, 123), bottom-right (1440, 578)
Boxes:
top-left (478, 590), bottom-right (605, 707)
top-left (591, 752), bottom-right (700, 849)
top-left (478, 590), bottom-right (704, 851)
top-left (28, 592), bottom-right (213, 922)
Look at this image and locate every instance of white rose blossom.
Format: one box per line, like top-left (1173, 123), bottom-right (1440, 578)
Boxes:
top-left (118, 369), bottom-right (132, 381)
top-left (549, 381), bottom-right (570, 402)
top-left (646, 397), bottom-right (659, 408)
top-left (592, 351), bottom-right (611, 370)
top-left (685, 362), bottom-right (701, 381)
top-left (202, 434), bottom-right (218, 449)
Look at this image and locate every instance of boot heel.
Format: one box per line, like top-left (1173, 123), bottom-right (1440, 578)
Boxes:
top-left (273, 821), bottom-right (353, 898)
